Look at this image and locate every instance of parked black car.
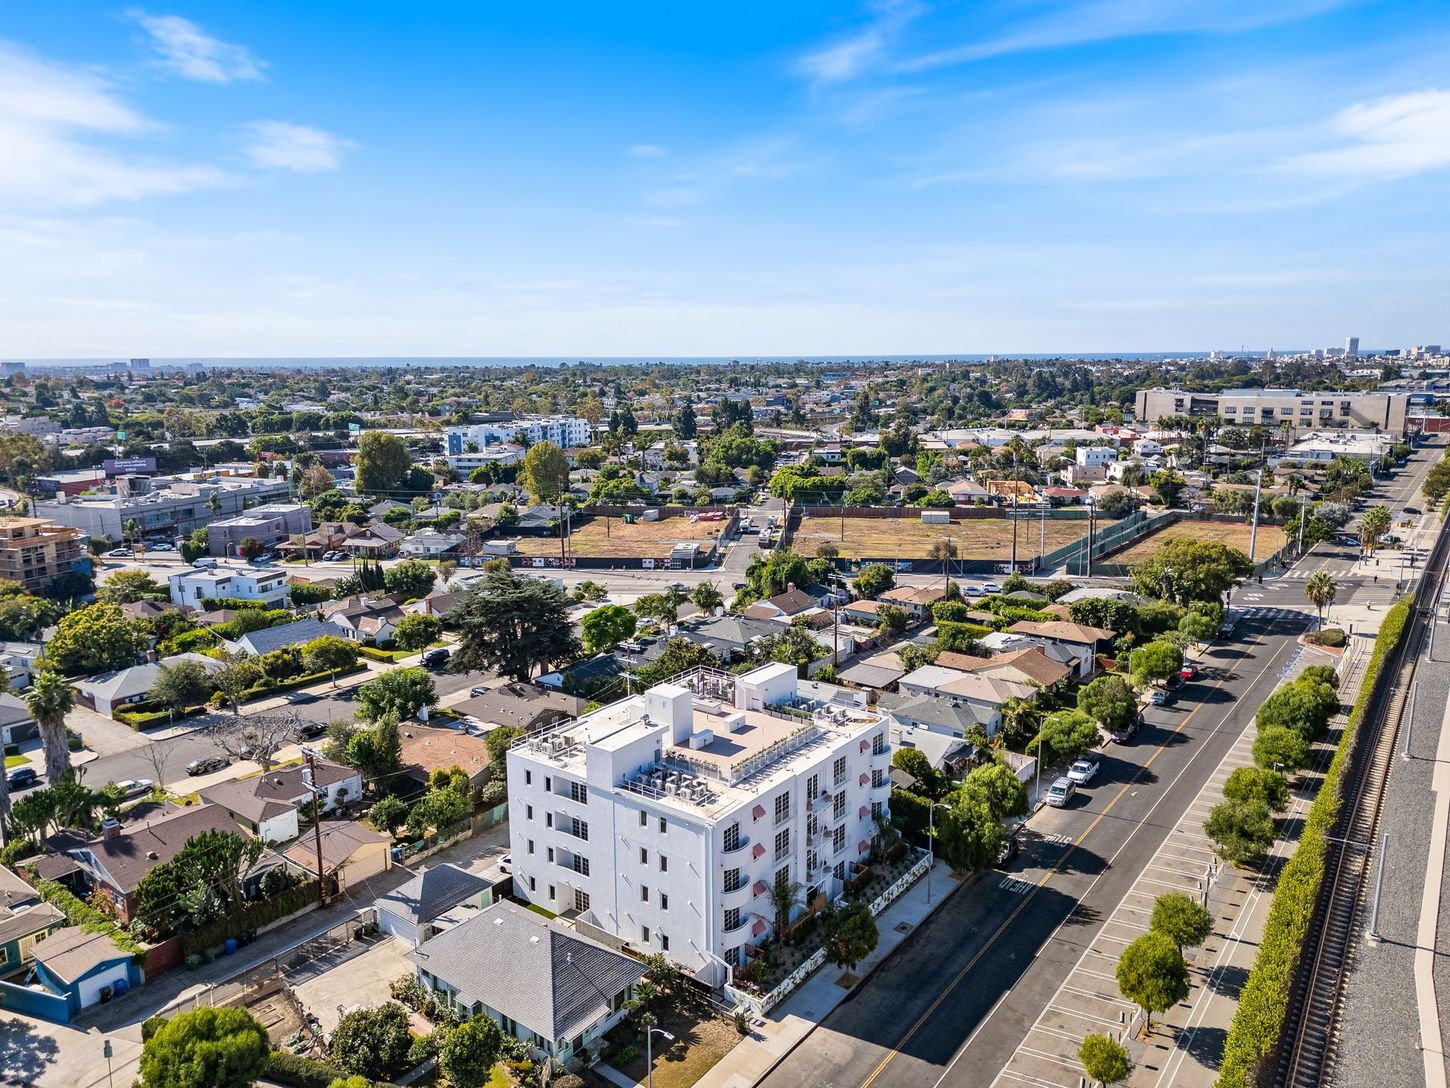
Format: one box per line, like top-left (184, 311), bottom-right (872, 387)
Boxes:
top-left (185, 755), bottom-right (227, 776)
top-left (5, 767), bottom-right (38, 790)
top-left (422, 648), bottom-right (451, 670)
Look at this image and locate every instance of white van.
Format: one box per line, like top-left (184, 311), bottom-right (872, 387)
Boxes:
top-left (191, 557), bottom-right (219, 569)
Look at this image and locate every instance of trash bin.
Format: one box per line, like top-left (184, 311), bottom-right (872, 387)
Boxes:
top-left (224, 938), bottom-right (238, 955)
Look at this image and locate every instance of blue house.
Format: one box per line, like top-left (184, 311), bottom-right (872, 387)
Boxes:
top-left (29, 927), bottom-right (140, 1018)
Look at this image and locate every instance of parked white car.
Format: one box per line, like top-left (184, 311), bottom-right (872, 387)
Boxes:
top-left (1045, 777), bottom-right (1076, 808)
top-left (1067, 758), bottom-right (1100, 786)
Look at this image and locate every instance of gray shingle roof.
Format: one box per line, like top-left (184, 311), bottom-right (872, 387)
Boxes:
top-left (409, 900), bottom-right (646, 1043)
top-left (377, 863), bottom-right (494, 926)
top-left (236, 617), bottom-right (337, 656)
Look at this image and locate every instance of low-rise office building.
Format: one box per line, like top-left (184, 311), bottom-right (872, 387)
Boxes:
top-left (205, 503), bottom-right (312, 557)
top-left (507, 662), bottom-right (890, 985)
top-left (1135, 387), bottom-right (1409, 435)
top-left (34, 476), bottom-right (291, 542)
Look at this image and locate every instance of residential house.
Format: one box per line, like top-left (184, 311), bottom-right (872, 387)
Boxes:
top-left (398, 724), bottom-right (494, 796)
top-left (377, 863), bottom-right (501, 946)
top-left (198, 759), bottom-right (362, 844)
top-left (28, 927), bottom-right (140, 1016)
top-left (837, 651), bottom-right (906, 692)
top-left (971, 646), bottom-right (1073, 691)
top-left (0, 693), bottom-right (38, 747)
top-left (452, 683), bottom-right (585, 733)
top-left (1003, 620), bottom-right (1114, 679)
top-left (401, 529), bottom-right (465, 559)
top-left (282, 820), bottom-right (392, 886)
top-left (878, 691), bottom-right (997, 738)
top-left (344, 520), bottom-right (405, 558)
top-left (167, 566), bottom-right (290, 609)
top-left (742, 586), bottom-right (820, 623)
top-left (324, 595), bottom-right (406, 644)
top-left (52, 804), bottom-right (243, 923)
top-left (944, 479), bottom-right (991, 504)
top-left (0, 866), bottom-right (65, 980)
top-left (73, 653), bottom-right (224, 719)
top-left (227, 616), bottom-right (338, 657)
top-left (0, 642), bottom-right (41, 690)
top-left (409, 900), bottom-right (647, 1062)
top-left (877, 585), bottom-right (946, 620)
top-left (888, 722), bottom-right (971, 776)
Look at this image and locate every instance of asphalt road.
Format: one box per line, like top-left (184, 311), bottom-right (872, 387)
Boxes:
top-left (759, 606), bottom-right (1309, 1088)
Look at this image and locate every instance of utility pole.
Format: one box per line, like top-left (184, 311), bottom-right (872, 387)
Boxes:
top-left (1248, 436), bottom-right (1266, 562)
top-left (1010, 449), bottom-right (1019, 571)
top-left (1297, 493), bottom-right (1308, 556)
top-left (304, 747), bottom-right (329, 908)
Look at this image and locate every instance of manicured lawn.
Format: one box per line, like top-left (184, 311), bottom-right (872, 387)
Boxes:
top-left (4, 754), bottom-right (29, 769)
top-left (523, 902), bottom-right (557, 920)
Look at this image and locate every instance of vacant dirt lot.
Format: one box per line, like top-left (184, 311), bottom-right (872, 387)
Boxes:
top-left (511, 514), bottom-right (725, 559)
top-left (1109, 519), bottom-right (1287, 564)
top-left (790, 513), bottom-right (1106, 561)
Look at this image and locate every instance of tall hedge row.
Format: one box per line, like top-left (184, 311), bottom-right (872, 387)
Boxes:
top-left (1216, 596), bottom-right (1411, 1087)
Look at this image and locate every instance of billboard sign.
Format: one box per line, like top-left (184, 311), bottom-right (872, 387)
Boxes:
top-left (103, 457), bottom-right (157, 475)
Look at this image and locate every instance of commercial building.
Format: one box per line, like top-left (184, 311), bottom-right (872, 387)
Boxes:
top-left (507, 663), bottom-right (890, 985)
top-left (1134, 387), bottom-right (1409, 435)
top-left (205, 503), bottom-right (312, 557)
top-left (0, 517), bottom-right (89, 594)
top-left (34, 476), bottom-right (291, 543)
top-left (1284, 430), bottom-right (1395, 465)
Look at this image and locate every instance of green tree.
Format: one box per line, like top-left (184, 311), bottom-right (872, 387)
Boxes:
top-left (407, 783), bottom-right (470, 836)
top-left (634, 591), bottom-right (684, 624)
top-left (384, 560), bottom-right (437, 598)
top-left (150, 659), bottom-right (212, 713)
top-left (1204, 798), bottom-right (1276, 867)
top-left (1150, 891), bottom-right (1214, 950)
top-left (440, 1016), bottom-right (504, 1088)
top-left (1179, 609), bottom-right (1216, 648)
top-left (1358, 503), bottom-right (1392, 552)
top-left (393, 613), bottom-right (443, 652)
top-left (237, 536), bottom-right (265, 561)
top-left (139, 1007), bottom-right (269, 1088)
top-left (45, 602), bottom-right (146, 676)
top-left (355, 432), bottom-right (413, 495)
top-left (691, 581), bottom-right (724, 613)
top-left (820, 900), bottom-right (879, 972)
top-left (961, 758), bottom-right (1029, 820)
top-left (852, 563), bottom-right (895, 598)
top-left (891, 748), bottom-right (943, 798)
top-left (1256, 678), bottom-right (1337, 742)
top-left (1130, 641), bottom-right (1183, 688)
top-left (97, 569), bottom-right (168, 604)
top-left (1129, 539), bottom-right (1253, 605)
top-left (450, 569), bottom-right (582, 682)
top-left (1115, 930), bottom-right (1189, 1031)
top-left (1038, 710), bottom-right (1101, 762)
top-left (1304, 570), bottom-right (1337, 628)
top-left (1223, 766), bottom-right (1289, 812)
top-left (301, 635), bottom-right (361, 675)
top-left (1077, 674), bottom-right (1136, 731)
top-left (633, 636), bottom-right (721, 688)
top-left (345, 714), bottom-right (405, 787)
top-left (329, 1003), bottom-right (413, 1080)
top-left (581, 604), bottom-right (637, 655)
top-left (356, 668), bottom-right (437, 722)
top-left (26, 671), bottom-right (74, 786)
top-left (519, 440), bottom-right (571, 503)
top-left (367, 794), bottom-right (409, 833)
top-left (1078, 1032), bottom-right (1133, 1087)
top-left (936, 789), bottom-right (1005, 871)
top-left (1252, 725), bottom-right (1309, 774)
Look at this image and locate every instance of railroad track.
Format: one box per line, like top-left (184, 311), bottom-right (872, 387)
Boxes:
top-left (1271, 523), bottom-right (1450, 1088)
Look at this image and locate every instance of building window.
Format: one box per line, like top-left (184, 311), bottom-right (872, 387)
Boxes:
top-left (723, 823), bottom-right (740, 852)
top-left (833, 756), bottom-right (847, 786)
top-left (569, 781), bottom-right (588, 804)
top-left (526, 804), bottom-right (534, 821)
top-left (660, 893), bottom-right (669, 911)
top-left (806, 775), bottom-right (818, 802)
top-left (545, 777), bottom-right (551, 792)
top-left (659, 816), bottom-right (667, 833)
top-left (528, 876), bottom-right (537, 892)
top-left (548, 885), bottom-right (555, 900)
top-left (774, 793), bottom-right (790, 825)
top-left (724, 947), bottom-right (740, 968)
top-left (832, 826), bottom-right (846, 854)
top-left (774, 828), bottom-right (790, 861)
top-left (724, 907), bottom-right (741, 932)
top-left (833, 792), bottom-right (846, 820)
top-left (575, 889), bottom-right (591, 913)
top-left (546, 813), bottom-right (553, 828)
top-left (640, 809), bottom-right (648, 827)
top-left (872, 733), bottom-right (886, 756)
top-left (659, 855), bottom-right (668, 873)
top-left (524, 770), bottom-right (532, 786)
top-left (547, 847), bottom-right (555, 863)
top-left (872, 768), bottom-right (886, 789)
top-left (570, 817), bottom-right (589, 841)
top-left (573, 856), bottom-right (590, 877)
top-left (640, 847), bottom-right (649, 865)
top-left (661, 934), bottom-right (670, 952)
top-left (527, 839), bottom-right (535, 855)
top-left (806, 848), bottom-right (818, 875)
top-left (723, 868), bottom-right (742, 893)
top-left (641, 885), bottom-right (650, 903)
top-left (642, 926), bottom-right (651, 944)
top-left (871, 800), bottom-right (884, 820)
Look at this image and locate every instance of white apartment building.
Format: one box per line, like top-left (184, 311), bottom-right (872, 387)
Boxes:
top-left (447, 415), bottom-right (592, 458)
top-left (1134, 387), bottom-right (1409, 435)
top-left (1074, 446), bottom-right (1117, 468)
top-left (506, 663), bottom-right (891, 986)
top-left (168, 565), bottom-right (290, 609)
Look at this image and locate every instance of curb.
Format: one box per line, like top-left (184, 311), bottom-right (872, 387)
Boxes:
top-left (743, 866), bottom-right (979, 1088)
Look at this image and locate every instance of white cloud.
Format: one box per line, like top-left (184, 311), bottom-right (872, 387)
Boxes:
top-left (897, 0), bottom-right (1348, 71)
top-left (0, 43), bottom-right (225, 207)
top-left (243, 121), bottom-right (353, 173)
top-left (1285, 89), bottom-right (1450, 179)
top-left (129, 9), bottom-right (264, 83)
top-left (795, 0), bottom-right (924, 85)
top-left (629, 143), bottom-right (667, 158)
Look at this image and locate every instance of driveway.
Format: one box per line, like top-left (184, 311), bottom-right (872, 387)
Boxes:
top-left (289, 938), bottom-right (421, 1036)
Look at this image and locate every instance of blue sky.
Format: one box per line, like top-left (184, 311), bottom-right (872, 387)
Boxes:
top-left (1, 1), bottom-right (1447, 357)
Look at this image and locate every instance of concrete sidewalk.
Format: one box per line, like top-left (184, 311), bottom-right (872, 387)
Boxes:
top-left (694, 859), bottom-right (964, 1088)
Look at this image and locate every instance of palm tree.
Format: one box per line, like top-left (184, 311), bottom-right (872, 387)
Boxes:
top-left (26, 671), bottom-right (74, 786)
top-left (930, 539), bottom-right (958, 596)
top-left (1359, 504), bottom-right (1392, 554)
top-left (769, 870), bottom-right (803, 936)
top-left (1305, 571), bottom-right (1337, 629)
top-left (123, 518), bottom-right (142, 550)
top-left (691, 581), bottom-right (724, 613)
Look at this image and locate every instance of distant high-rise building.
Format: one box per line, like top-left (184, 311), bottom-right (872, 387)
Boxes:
top-left (129, 358), bottom-right (151, 369)
top-left (0, 362), bottom-right (25, 376)
top-left (1345, 337), bottom-right (1359, 357)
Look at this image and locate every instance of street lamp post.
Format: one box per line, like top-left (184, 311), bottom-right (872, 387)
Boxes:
top-left (926, 801), bottom-right (952, 904)
top-left (646, 1027), bottom-right (675, 1088)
